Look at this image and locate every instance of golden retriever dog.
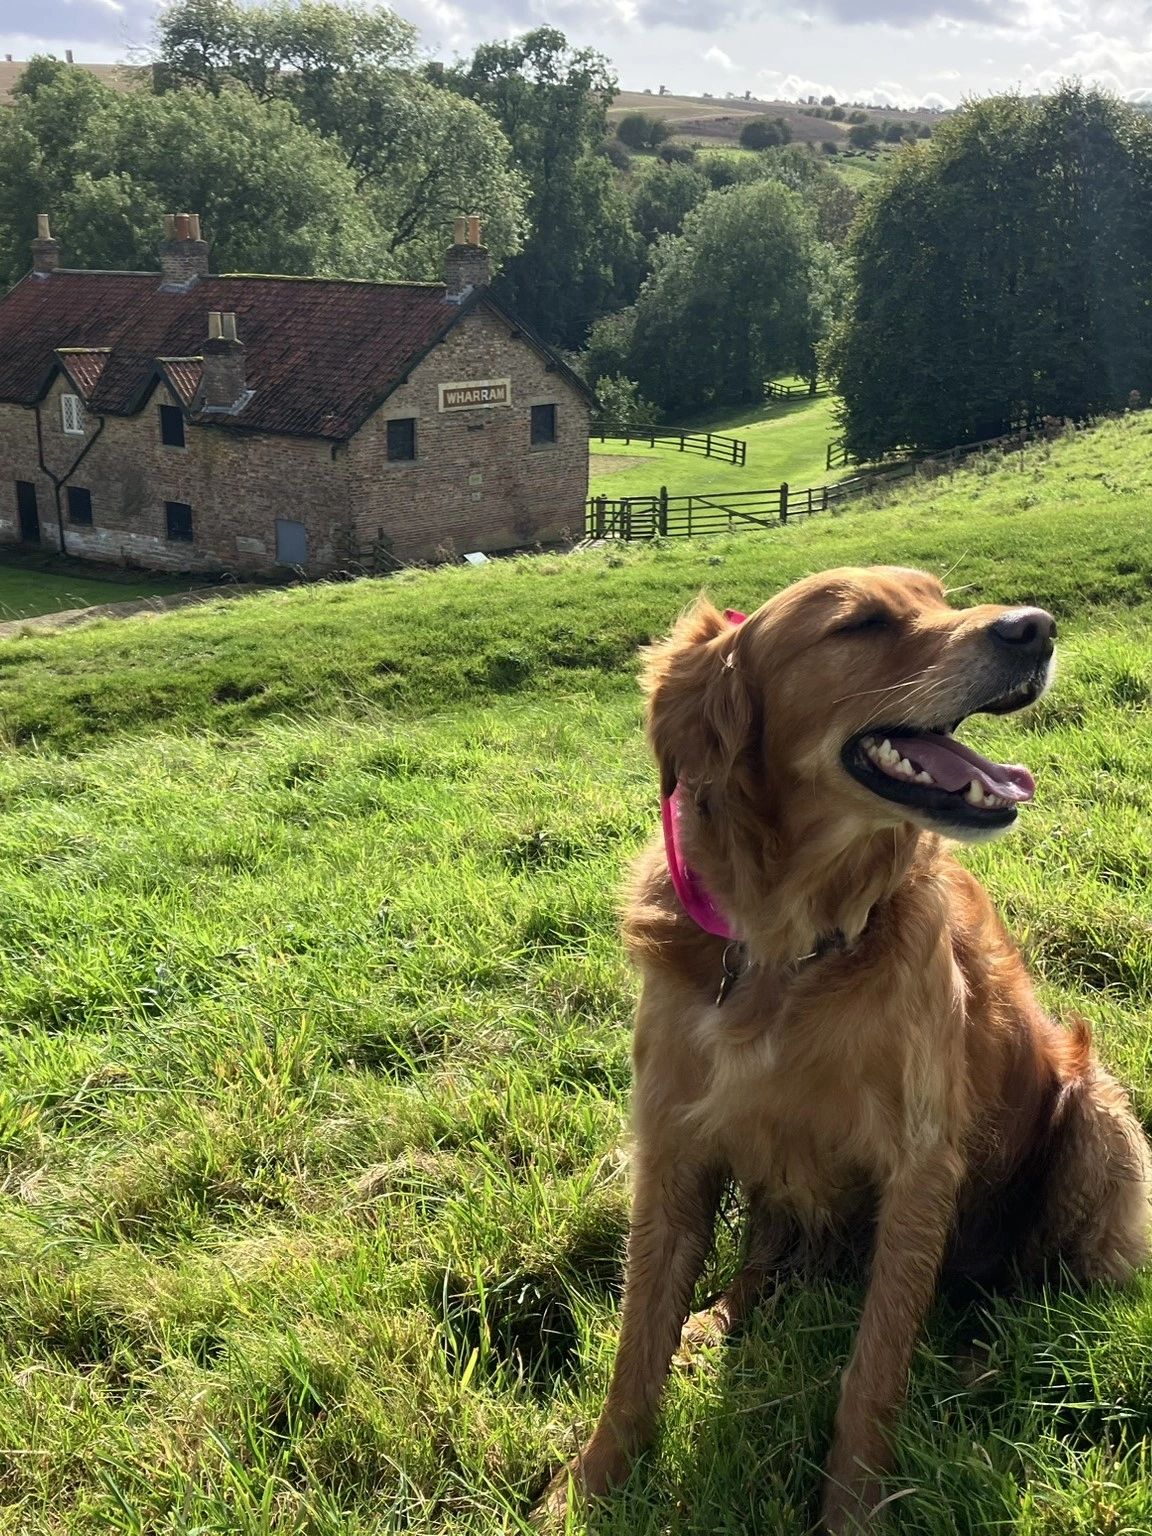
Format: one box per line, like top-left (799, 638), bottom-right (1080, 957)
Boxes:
top-left (539, 566), bottom-right (1152, 1533)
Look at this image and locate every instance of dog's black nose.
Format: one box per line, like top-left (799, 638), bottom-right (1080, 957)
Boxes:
top-left (990, 608), bottom-right (1057, 658)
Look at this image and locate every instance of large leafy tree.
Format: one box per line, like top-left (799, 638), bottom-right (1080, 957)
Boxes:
top-left (827, 86), bottom-right (1152, 458)
top-left (0, 62), bottom-right (384, 287)
top-left (626, 180), bottom-right (824, 416)
top-left (446, 27), bottom-right (642, 348)
top-left (154, 0), bottom-right (527, 272)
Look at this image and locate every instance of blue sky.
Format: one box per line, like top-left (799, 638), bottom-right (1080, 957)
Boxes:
top-left (3, 0), bottom-right (1151, 108)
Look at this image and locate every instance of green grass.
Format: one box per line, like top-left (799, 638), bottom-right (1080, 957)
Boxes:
top-left (0, 563), bottom-right (188, 621)
top-left (589, 392), bottom-right (845, 505)
top-left (3, 413), bottom-right (1152, 1532)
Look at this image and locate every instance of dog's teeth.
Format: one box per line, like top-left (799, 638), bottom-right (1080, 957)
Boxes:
top-left (914, 771), bottom-right (934, 785)
top-left (896, 756), bottom-right (915, 777)
top-left (965, 779), bottom-right (984, 805)
top-left (881, 739), bottom-right (894, 759)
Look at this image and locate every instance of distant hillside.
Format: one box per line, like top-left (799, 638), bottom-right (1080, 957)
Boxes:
top-left (0, 57), bottom-right (146, 105)
top-left (609, 90), bottom-right (941, 147)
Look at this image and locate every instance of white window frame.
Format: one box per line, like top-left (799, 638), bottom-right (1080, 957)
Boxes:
top-left (61, 393), bottom-right (85, 436)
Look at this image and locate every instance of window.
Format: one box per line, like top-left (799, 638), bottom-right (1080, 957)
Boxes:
top-left (530, 403), bottom-right (557, 446)
top-left (61, 394), bottom-right (85, 436)
top-left (165, 501), bottom-right (194, 542)
top-left (66, 486), bottom-right (93, 525)
top-left (159, 404), bottom-right (186, 448)
top-left (386, 417), bottom-right (416, 461)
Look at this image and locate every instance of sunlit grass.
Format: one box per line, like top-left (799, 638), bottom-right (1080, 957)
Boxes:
top-left (2, 412), bottom-right (1152, 1532)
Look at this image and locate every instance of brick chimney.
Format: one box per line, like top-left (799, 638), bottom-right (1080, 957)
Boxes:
top-left (30, 213), bottom-right (60, 277)
top-left (199, 311), bottom-right (249, 412)
top-left (444, 215), bottom-right (490, 303)
top-left (160, 212), bottom-right (209, 289)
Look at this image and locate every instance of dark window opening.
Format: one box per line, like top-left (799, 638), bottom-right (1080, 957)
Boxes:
top-left (531, 404), bottom-right (557, 446)
top-left (159, 403), bottom-right (186, 447)
top-left (387, 417), bottom-right (416, 461)
top-left (166, 501), bottom-right (194, 542)
top-left (66, 486), bottom-right (93, 525)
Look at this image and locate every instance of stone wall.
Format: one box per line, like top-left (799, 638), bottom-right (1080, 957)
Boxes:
top-left (349, 307), bottom-right (590, 563)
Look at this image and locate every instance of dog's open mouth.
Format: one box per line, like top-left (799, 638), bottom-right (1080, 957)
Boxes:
top-left (841, 681), bottom-right (1043, 830)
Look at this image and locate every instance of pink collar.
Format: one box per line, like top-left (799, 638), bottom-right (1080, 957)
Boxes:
top-left (659, 608), bottom-right (746, 941)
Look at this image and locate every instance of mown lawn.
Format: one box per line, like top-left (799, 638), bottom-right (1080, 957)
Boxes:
top-left (0, 562), bottom-right (188, 621)
top-left (3, 413), bottom-right (1152, 1533)
top-left (588, 391), bottom-right (846, 507)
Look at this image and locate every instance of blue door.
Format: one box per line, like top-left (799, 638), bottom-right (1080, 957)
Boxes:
top-left (275, 518), bottom-right (308, 567)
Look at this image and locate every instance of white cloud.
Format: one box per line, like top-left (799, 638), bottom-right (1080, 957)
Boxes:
top-left (757, 67), bottom-right (837, 100)
top-left (704, 44), bottom-right (735, 70)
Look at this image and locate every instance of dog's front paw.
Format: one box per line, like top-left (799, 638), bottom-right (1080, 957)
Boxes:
top-left (530, 1436), bottom-right (629, 1528)
top-left (820, 1473), bottom-right (885, 1535)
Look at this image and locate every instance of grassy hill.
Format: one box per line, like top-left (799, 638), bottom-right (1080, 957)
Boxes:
top-left (589, 389), bottom-right (846, 503)
top-left (4, 412), bottom-right (1152, 1533)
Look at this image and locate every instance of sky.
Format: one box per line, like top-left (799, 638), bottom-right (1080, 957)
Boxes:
top-left (2, 0), bottom-right (1152, 109)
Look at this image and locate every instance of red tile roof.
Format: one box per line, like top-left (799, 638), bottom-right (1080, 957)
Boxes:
top-left (0, 270), bottom-right (473, 441)
top-left (158, 357), bottom-right (204, 407)
top-left (56, 347), bottom-right (110, 397)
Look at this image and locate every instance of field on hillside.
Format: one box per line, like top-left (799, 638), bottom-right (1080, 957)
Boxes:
top-left (589, 391), bottom-right (846, 505)
top-left (4, 415), bottom-right (1152, 1533)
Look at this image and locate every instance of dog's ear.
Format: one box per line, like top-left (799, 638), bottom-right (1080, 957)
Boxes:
top-left (642, 599), bottom-right (754, 800)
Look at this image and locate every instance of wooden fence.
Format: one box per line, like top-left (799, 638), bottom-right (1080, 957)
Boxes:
top-left (586, 476), bottom-right (887, 541)
top-left (591, 422), bottom-right (747, 466)
top-left (764, 379), bottom-right (825, 402)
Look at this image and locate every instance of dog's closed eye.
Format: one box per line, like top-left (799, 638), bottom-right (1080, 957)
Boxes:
top-left (834, 610), bottom-right (893, 636)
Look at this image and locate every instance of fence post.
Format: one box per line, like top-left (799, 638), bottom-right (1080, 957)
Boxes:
top-left (680, 432), bottom-right (686, 453)
top-left (594, 496), bottom-right (607, 539)
top-left (658, 485), bottom-right (669, 537)
top-left (706, 432), bottom-right (713, 459)
top-left (779, 482), bottom-right (789, 523)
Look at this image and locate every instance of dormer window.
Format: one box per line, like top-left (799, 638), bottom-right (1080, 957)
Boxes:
top-left (61, 394), bottom-right (85, 435)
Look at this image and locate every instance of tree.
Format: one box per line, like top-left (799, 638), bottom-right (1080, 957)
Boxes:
top-left (616, 112), bottom-right (672, 151)
top-left (592, 373), bottom-right (657, 425)
top-left (626, 180), bottom-right (824, 415)
top-left (825, 86), bottom-right (1152, 458)
top-left (447, 27), bottom-right (642, 347)
top-left (154, 0), bottom-right (527, 273)
top-left (0, 68), bottom-right (385, 287)
top-left (847, 121), bottom-right (882, 150)
top-left (821, 94), bottom-right (837, 108)
top-left (740, 115), bottom-right (793, 150)
top-left (629, 160), bottom-right (710, 243)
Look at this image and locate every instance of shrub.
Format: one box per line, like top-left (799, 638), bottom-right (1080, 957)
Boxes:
top-left (848, 121), bottom-right (883, 149)
top-left (600, 137), bottom-right (632, 170)
top-left (592, 373), bottom-right (657, 426)
top-left (822, 140), bottom-right (840, 155)
top-left (739, 115), bottom-right (793, 150)
top-left (658, 142), bottom-right (696, 164)
top-left (616, 112), bottom-right (672, 151)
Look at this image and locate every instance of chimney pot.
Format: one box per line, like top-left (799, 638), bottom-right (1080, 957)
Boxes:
top-left (444, 217), bottom-right (490, 301)
top-left (30, 212), bottom-right (61, 276)
top-left (200, 310), bottom-right (247, 411)
top-left (65, 49), bottom-right (74, 64)
top-left (160, 210), bottom-right (210, 288)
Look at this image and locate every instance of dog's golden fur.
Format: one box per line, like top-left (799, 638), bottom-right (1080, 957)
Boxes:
top-left (540, 566), bottom-right (1152, 1533)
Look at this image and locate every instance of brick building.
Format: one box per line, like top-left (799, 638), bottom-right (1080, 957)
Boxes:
top-left (0, 214), bottom-right (593, 574)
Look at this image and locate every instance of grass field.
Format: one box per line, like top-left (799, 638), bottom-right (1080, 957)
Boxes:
top-left (0, 563), bottom-right (188, 621)
top-left (4, 413), bottom-right (1152, 1533)
top-left (589, 391), bottom-right (845, 505)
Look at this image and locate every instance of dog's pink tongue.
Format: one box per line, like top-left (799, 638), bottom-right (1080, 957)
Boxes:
top-left (888, 732), bottom-right (1036, 802)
